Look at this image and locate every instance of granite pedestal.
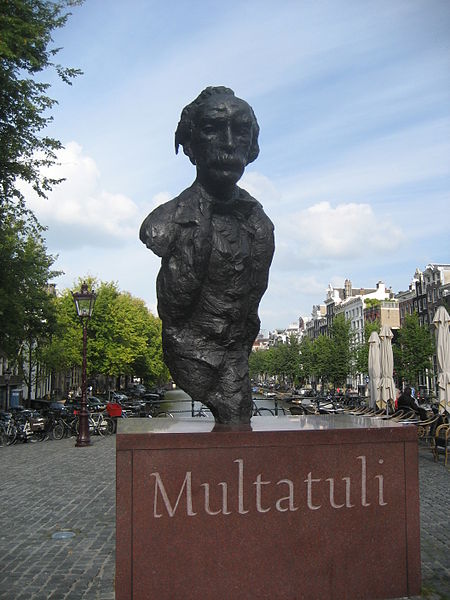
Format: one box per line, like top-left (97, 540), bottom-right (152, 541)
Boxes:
top-left (116, 415), bottom-right (421, 600)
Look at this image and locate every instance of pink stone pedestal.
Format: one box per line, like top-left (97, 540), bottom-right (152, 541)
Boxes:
top-left (116, 415), bottom-right (421, 600)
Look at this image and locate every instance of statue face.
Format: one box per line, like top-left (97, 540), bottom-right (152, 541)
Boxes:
top-left (190, 94), bottom-right (254, 192)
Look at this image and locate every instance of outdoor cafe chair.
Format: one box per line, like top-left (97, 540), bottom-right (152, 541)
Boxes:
top-left (432, 424), bottom-right (450, 466)
top-left (416, 414), bottom-right (441, 444)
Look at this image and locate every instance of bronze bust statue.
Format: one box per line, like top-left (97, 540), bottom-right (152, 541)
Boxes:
top-left (140, 86), bottom-right (274, 424)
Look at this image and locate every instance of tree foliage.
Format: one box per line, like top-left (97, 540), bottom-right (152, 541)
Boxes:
top-left (394, 312), bottom-right (434, 388)
top-left (40, 280), bottom-right (169, 387)
top-left (0, 0), bottom-right (83, 207)
top-left (249, 348), bottom-right (269, 380)
top-left (310, 334), bottom-right (333, 386)
top-left (249, 319), bottom-right (355, 391)
top-left (298, 335), bottom-right (314, 384)
top-left (0, 205), bottom-right (58, 357)
top-left (328, 314), bottom-right (354, 387)
top-left (249, 336), bottom-right (302, 387)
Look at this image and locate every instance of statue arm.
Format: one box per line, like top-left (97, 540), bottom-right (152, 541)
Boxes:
top-left (157, 227), bottom-right (210, 320)
top-left (140, 199), bottom-right (212, 321)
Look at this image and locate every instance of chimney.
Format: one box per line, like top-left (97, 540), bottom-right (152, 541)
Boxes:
top-left (344, 279), bottom-right (352, 299)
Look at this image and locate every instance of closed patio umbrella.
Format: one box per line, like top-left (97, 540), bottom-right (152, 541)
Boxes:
top-left (368, 331), bottom-right (381, 409)
top-left (378, 325), bottom-right (396, 413)
top-left (433, 306), bottom-right (450, 414)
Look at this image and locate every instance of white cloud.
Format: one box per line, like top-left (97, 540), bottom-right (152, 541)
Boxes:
top-left (240, 172), bottom-right (405, 272)
top-left (24, 142), bottom-right (141, 249)
top-left (274, 201), bottom-right (404, 269)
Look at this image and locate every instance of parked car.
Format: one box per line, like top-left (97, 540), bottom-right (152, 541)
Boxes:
top-left (295, 389), bottom-right (316, 398)
top-left (88, 396), bottom-right (107, 411)
top-left (65, 396), bottom-right (107, 412)
top-left (48, 401), bottom-right (66, 411)
top-left (110, 392), bottom-right (128, 403)
top-left (126, 384), bottom-right (146, 397)
top-left (141, 392), bottom-right (162, 404)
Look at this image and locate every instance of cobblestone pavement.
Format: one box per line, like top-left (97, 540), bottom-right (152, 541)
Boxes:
top-left (0, 436), bottom-right (115, 600)
top-left (0, 436), bottom-right (448, 599)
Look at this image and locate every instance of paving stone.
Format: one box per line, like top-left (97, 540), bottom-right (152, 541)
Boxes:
top-left (0, 433), bottom-right (448, 598)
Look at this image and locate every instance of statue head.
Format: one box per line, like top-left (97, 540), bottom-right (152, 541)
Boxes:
top-left (175, 87), bottom-right (260, 193)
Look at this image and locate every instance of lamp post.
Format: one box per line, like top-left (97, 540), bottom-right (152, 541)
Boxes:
top-left (72, 282), bottom-right (96, 447)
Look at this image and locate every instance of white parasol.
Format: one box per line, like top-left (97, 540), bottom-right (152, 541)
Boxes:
top-left (378, 325), bottom-right (396, 412)
top-left (433, 306), bottom-right (450, 414)
top-left (368, 331), bottom-right (381, 409)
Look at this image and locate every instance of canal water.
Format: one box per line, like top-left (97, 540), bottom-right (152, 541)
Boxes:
top-left (159, 389), bottom-right (290, 418)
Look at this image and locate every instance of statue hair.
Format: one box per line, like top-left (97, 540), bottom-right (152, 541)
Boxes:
top-left (174, 86), bottom-right (260, 165)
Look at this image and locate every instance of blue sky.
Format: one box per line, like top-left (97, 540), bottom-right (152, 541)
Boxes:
top-left (25, 0), bottom-right (450, 331)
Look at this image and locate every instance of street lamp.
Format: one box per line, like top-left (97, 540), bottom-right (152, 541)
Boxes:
top-left (72, 282), bottom-right (96, 447)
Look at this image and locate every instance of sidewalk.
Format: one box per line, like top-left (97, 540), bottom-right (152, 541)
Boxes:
top-left (0, 435), bottom-right (448, 599)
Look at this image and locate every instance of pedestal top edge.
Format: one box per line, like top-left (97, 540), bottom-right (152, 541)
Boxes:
top-left (117, 414), bottom-right (417, 437)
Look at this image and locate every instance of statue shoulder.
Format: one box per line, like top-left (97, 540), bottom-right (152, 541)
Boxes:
top-left (139, 196), bottom-right (180, 257)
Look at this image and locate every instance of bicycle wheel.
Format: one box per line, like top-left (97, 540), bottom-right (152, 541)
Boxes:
top-left (254, 408), bottom-right (274, 416)
top-left (69, 418), bottom-right (78, 437)
top-left (100, 417), bottom-right (114, 436)
top-left (33, 430), bottom-right (47, 442)
top-left (0, 427), bottom-right (7, 447)
top-left (52, 421), bottom-right (65, 440)
top-left (6, 425), bottom-right (17, 445)
top-left (155, 411), bottom-right (174, 418)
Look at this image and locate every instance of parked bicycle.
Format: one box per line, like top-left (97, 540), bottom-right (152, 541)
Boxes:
top-left (252, 400), bottom-right (274, 416)
top-left (192, 404), bottom-right (211, 418)
top-left (0, 412), bottom-right (17, 446)
top-left (52, 409), bottom-right (78, 440)
top-left (75, 412), bottom-right (115, 436)
top-left (12, 410), bottom-right (46, 443)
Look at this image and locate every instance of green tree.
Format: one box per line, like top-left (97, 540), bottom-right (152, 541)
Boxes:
top-left (0, 206), bottom-right (58, 359)
top-left (308, 315), bottom-right (354, 391)
top-left (250, 337), bottom-right (302, 388)
top-left (328, 314), bottom-right (354, 388)
top-left (311, 334), bottom-right (333, 390)
top-left (39, 288), bottom-right (83, 375)
top-left (41, 280), bottom-right (169, 388)
top-left (269, 337), bottom-right (301, 388)
top-left (249, 349), bottom-right (269, 381)
top-left (0, 0), bottom-right (83, 208)
top-left (1, 0), bottom-right (83, 392)
top-left (89, 283), bottom-right (167, 386)
top-left (394, 312), bottom-right (434, 388)
top-left (364, 298), bottom-right (381, 308)
top-left (298, 336), bottom-right (314, 385)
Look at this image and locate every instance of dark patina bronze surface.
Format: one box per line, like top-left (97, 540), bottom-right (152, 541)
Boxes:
top-left (140, 87), bottom-right (274, 424)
